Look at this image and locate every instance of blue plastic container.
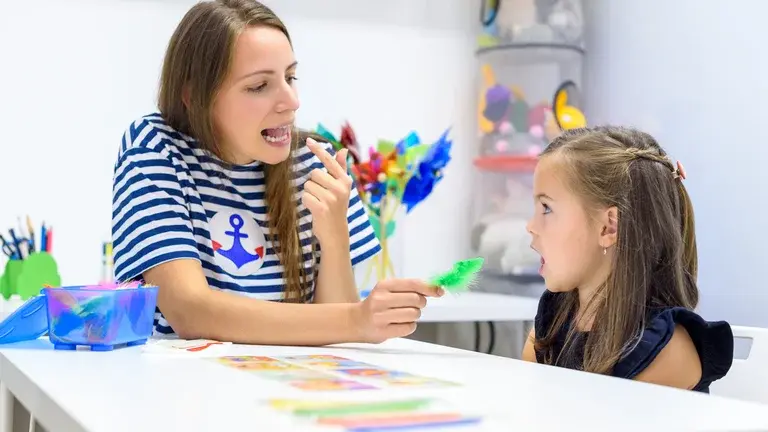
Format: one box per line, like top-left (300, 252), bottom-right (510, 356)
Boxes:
top-left (0, 285), bottom-right (158, 351)
top-left (43, 286), bottom-right (158, 351)
top-left (0, 295), bottom-right (49, 345)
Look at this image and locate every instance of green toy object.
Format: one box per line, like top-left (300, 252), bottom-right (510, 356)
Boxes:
top-left (0, 253), bottom-right (61, 300)
top-left (0, 260), bottom-right (24, 300)
top-left (429, 257), bottom-right (485, 293)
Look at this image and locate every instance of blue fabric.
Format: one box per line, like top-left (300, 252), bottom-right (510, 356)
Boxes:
top-left (533, 290), bottom-right (733, 393)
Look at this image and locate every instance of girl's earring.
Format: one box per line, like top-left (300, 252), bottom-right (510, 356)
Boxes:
top-left (603, 248), bottom-right (607, 255)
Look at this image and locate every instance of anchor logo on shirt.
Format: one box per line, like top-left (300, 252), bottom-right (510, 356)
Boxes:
top-left (211, 214), bottom-right (265, 269)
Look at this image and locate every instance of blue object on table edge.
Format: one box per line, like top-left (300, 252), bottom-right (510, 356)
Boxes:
top-left (0, 295), bottom-right (49, 345)
top-left (0, 285), bottom-right (159, 350)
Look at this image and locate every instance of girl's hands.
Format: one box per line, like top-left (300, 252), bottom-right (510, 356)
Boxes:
top-left (303, 138), bottom-right (352, 247)
top-left (352, 279), bottom-right (445, 343)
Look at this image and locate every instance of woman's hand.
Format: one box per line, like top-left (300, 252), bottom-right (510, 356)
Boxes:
top-left (352, 279), bottom-right (445, 343)
top-left (303, 137), bottom-right (352, 247)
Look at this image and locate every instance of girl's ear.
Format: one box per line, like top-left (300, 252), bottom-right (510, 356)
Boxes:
top-left (599, 206), bottom-right (619, 248)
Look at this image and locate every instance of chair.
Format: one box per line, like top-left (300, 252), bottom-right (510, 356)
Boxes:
top-left (709, 325), bottom-right (768, 404)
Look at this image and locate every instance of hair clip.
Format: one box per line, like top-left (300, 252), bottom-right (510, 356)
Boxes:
top-left (673, 160), bottom-right (687, 180)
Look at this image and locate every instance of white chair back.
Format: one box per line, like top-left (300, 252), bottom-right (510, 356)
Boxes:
top-left (710, 325), bottom-right (768, 404)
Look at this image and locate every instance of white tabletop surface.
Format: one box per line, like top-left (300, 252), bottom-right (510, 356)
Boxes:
top-left (2, 338), bottom-right (768, 432)
top-left (419, 292), bottom-right (538, 323)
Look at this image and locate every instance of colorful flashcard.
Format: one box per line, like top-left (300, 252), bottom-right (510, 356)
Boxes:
top-left (318, 412), bottom-right (480, 429)
top-left (383, 375), bottom-right (459, 388)
top-left (212, 354), bottom-right (460, 392)
top-left (290, 379), bottom-right (377, 391)
top-left (265, 397), bottom-right (483, 431)
top-left (218, 355), bottom-right (279, 363)
top-left (253, 369), bottom-right (338, 383)
top-left (336, 368), bottom-right (412, 378)
top-left (336, 367), bottom-right (459, 388)
top-left (277, 354), bottom-right (347, 361)
top-left (215, 359), bottom-right (304, 372)
top-left (274, 355), bottom-right (373, 370)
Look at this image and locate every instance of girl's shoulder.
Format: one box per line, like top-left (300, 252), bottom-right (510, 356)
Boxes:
top-left (614, 307), bottom-right (734, 391)
top-left (533, 290), bottom-right (734, 391)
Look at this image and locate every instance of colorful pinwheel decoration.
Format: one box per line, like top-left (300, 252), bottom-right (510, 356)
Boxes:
top-left (314, 123), bottom-right (453, 284)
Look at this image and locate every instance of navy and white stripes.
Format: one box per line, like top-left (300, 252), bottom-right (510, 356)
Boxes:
top-left (112, 113), bottom-right (380, 334)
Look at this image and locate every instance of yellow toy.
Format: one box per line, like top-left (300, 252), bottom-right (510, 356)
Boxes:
top-left (478, 64), bottom-right (497, 134)
top-left (552, 80), bottom-right (587, 130)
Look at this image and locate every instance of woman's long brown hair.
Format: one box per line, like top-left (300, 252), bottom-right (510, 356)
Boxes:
top-left (157, 0), bottom-right (309, 302)
top-left (534, 126), bottom-right (698, 374)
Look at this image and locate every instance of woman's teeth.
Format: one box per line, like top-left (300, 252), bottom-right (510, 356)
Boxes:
top-left (262, 125), bottom-right (289, 143)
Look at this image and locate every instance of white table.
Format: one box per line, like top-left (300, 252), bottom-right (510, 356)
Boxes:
top-left (2, 338), bottom-right (768, 432)
top-left (419, 292), bottom-right (538, 323)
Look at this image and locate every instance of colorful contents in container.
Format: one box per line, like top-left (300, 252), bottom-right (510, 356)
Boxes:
top-left (266, 397), bottom-right (482, 431)
top-left (477, 64), bottom-right (588, 158)
top-left (43, 284), bottom-right (158, 351)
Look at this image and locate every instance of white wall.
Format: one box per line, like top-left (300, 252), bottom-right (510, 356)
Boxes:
top-left (0, 0), bottom-right (477, 285)
top-left (584, 0), bottom-right (768, 327)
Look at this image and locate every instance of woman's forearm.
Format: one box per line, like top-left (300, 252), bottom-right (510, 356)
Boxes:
top-left (313, 239), bottom-right (359, 303)
top-left (145, 259), bottom-right (361, 345)
top-left (186, 289), bottom-right (361, 345)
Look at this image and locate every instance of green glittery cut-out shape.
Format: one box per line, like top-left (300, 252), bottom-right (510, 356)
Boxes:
top-left (428, 257), bottom-right (484, 292)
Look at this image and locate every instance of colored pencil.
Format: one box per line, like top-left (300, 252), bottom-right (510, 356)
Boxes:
top-left (26, 216), bottom-right (35, 252)
top-left (46, 227), bottom-right (53, 253)
top-left (40, 224), bottom-right (47, 252)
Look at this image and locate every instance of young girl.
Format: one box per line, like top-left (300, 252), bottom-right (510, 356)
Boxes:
top-left (522, 126), bottom-right (733, 392)
top-left (111, 0), bottom-right (442, 346)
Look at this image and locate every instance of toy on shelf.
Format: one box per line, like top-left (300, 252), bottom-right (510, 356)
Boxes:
top-left (313, 124), bottom-right (453, 287)
top-left (552, 80), bottom-right (586, 130)
top-left (477, 64), bottom-right (560, 158)
top-left (478, 0), bottom-right (585, 50)
top-left (0, 282), bottom-right (158, 350)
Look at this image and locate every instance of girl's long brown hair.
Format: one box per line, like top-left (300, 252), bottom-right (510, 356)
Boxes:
top-left (535, 126), bottom-right (698, 374)
top-left (158, 0), bottom-right (309, 302)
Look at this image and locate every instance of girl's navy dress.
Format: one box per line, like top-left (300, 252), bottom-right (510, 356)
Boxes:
top-left (533, 290), bottom-right (733, 392)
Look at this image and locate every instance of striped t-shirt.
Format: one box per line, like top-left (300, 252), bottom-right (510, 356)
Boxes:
top-left (111, 113), bottom-right (381, 334)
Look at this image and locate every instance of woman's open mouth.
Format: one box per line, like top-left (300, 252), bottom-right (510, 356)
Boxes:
top-left (261, 125), bottom-right (291, 147)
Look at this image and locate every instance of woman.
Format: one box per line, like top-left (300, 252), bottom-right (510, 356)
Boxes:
top-left (111, 0), bottom-right (442, 345)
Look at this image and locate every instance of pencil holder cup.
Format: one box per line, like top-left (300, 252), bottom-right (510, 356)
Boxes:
top-left (0, 253), bottom-right (61, 300)
top-left (0, 260), bottom-right (24, 300)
